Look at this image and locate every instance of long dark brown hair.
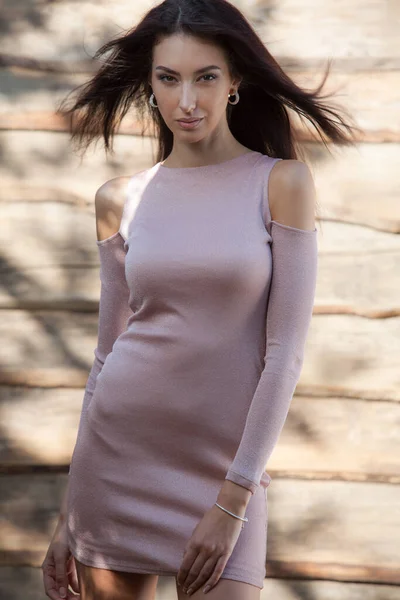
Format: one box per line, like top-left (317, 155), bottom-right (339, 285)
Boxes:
top-left (57, 0), bottom-right (358, 167)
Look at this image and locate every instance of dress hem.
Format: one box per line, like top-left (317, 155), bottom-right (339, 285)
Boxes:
top-left (68, 535), bottom-right (264, 590)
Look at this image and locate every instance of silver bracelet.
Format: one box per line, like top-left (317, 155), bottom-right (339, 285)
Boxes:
top-left (214, 502), bottom-right (249, 529)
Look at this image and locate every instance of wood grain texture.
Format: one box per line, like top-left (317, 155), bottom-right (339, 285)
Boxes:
top-left (1, 0), bottom-right (398, 62)
top-left (2, 53), bottom-right (400, 74)
top-left (0, 68), bottom-right (398, 142)
top-left (1, 567), bottom-right (399, 600)
top-left (314, 220), bottom-right (400, 317)
top-left (0, 110), bottom-right (392, 144)
top-left (1, 204), bottom-right (399, 314)
top-left (0, 131), bottom-right (155, 203)
top-left (1, 475), bottom-right (399, 584)
top-left (306, 142), bottom-right (400, 233)
top-left (302, 314), bottom-right (400, 401)
top-left (0, 313), bottom-right (399, 395)
top-left (1, 131), bottom-right (400, 232)
top-left (1, 388), bottom-right (400, 486)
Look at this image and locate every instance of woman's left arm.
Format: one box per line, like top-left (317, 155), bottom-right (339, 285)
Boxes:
top-left (223, 159), bottom-right (318, 496)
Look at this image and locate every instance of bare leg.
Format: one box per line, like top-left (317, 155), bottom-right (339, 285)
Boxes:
top-left (176, 576), bottom-right (261, 599)
top-left (75, 558), bottom-right (159, 600)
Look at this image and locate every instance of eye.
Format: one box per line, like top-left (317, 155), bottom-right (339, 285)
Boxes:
top-left (200, 74), bottom-right (217, 81)
top-left (158, 75), bottom-right (175, 83)
top-left (157, 73), bottom-right (217, 83)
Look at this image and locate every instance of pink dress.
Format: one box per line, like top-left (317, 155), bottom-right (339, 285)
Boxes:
top-left (66, 151), bottom-right (318, 589)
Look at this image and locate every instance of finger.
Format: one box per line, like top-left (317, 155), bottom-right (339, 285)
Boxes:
top-left (54, 548), bottom-right (69, 599)
top-left (68, 558), bottom-right (80, 594)
top-left (66, 586), bottom-right (80, 599)
top-left (42, 555), bottom-right (62, 600)
top-left (43, 568), bottom-right (62, 600)
top-left (181, 551), bottom-right (208, 592)
top-left (202, 554), bottom-right (229, 594)
top-left (177, 547), bottom-right (198, 587)
top-left (184, 555), bottom-right (217, 595)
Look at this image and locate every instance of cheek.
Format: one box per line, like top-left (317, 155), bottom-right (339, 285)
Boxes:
top-left (203, 95), bottom-right (229, 124)
top-left (209, 89), bottom-right (231, 118)
top-left (201, 85), bottom-right (229, 104)
top-left (154, 93), bottom-right (176, 118)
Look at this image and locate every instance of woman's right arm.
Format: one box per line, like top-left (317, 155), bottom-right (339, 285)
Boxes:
top-left (62, 176), bottom-right (134, 510)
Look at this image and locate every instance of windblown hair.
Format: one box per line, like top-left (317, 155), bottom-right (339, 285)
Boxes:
top-left (57, 0), bottom-right (358, 165)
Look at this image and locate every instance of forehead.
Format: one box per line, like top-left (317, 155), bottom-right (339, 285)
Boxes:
top-left (152, 33), bottom-right (227, 69)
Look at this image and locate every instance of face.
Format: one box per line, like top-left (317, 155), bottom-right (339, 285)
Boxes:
top-left (149, 33), bottom-right (241, 142)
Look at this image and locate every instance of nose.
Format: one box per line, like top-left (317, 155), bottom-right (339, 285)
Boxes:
top-left (179, 83), bottom-right (196, 113)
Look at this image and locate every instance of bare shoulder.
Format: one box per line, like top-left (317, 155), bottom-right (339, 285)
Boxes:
top-left (268, 159), bottom-right (316, 231)
top-left (94, 176), bottom-right (132, 242)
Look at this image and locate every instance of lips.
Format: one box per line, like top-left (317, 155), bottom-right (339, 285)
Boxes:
top-left (176, 118), bottom-right (203, 130)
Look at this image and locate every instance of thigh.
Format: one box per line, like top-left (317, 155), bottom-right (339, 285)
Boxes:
top-left (176, 577), bottom-right (261, 599)
top-left (75, 558), bottom-right (159, 600)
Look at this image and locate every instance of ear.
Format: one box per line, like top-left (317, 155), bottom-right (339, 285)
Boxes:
top-left (231, 76), bottom-right (243, 90)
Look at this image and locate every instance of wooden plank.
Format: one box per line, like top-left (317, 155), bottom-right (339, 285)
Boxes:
top-left (0, 201), bottom-right (98, 266)
top-left (266, 479), bottom-right (400, 581)
top-left (0, 110), bottom-right (395, 144)
top-left (316, 248), bottom-right (399, 318)
top-left (1, 131), bottom-right (399, 232)
top-left (0, 312), bottom-right (399, 398)
top-left (258, 0), bottom-right (400, 61)
top-left (272, 396), bottom-right (400, 482)
top-left (0, 111), bottom-right (142, 138)
top-left (1, 1), bottom-right (398, 62)
top-left (4, 248), bottom-right (398, 315)
top-left (3, 52), bottom-right (400, 75)
top-left (0, 70), bottom-right (87, 112)
top-left (0, 310), bottom-right (400, 401)
top-left (291, 70), bottom-right (400, 143)
top-left (1, 567), bottom-right (399, 600)
top-left (0, 310), bottom-right (99, 380)
top-left (0, 200), bottom-right (100, 310)
top-left (0, 387), bottom-right (84, 467)
top-left (0, 131), bottom-right (155, 204)
top-left (314, 221), bottom-right (400, 318)
top-left (0, 1), bottom-right (152, 63)
top-left (0, 267), bottom-right (100, 311)
top-left (0, 266), bottom-right (100, 311)
top-left (301, 314), bottom-right (400, 401)
top-left (0, 52), bottom-right (95, 74)
top-left (1, 203), bottom-right (399, 314)
top-left (1, 474), bottom-right (399, 585)
top-left (0, 69), bottom-right (399, 142)
top-left (2, 387), bottom-right (400, 486)
top-left (307, 142), bottom-right (400, 232)
top-left (261, 580), bottom-right (400, 600)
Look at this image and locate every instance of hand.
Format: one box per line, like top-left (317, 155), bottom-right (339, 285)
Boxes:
top-left (41, 517), bottom-right (80, 600)
top-left (177, 503), bottom-right (245, 595)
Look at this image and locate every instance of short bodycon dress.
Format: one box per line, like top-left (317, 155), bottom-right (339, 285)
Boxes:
top-left (66, 150), bottom-right (318, 589)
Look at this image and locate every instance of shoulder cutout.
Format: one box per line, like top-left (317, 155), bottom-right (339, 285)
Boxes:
top-left (261, 157), bottom-right (283, 226)
top-left (268, 159), bottom-right (316, 231)
top-left (95, 176), bottom-right (132, 243)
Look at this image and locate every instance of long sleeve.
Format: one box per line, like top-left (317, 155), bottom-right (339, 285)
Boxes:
top-left (69, 232), bottom-right (133, 473)
top-left (224, 219), bottom-right (318, 493)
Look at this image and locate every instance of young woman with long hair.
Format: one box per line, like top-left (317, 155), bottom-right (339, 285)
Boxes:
top-left (42, 1), bottom-right (357, 599)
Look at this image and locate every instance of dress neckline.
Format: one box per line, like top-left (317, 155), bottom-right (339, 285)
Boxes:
top-left (156, 150), bottom-right (262, 173)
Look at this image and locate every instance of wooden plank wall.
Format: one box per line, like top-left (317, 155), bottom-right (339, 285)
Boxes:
top-left (1, 1), bottom-right (399, 599)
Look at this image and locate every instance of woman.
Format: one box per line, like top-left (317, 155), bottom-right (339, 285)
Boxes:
top-left (42, 1), bottom-right (356, 598)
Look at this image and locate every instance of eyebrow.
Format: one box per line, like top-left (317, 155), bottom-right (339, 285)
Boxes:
top-left (155, 65), bottom-right (222, 75)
